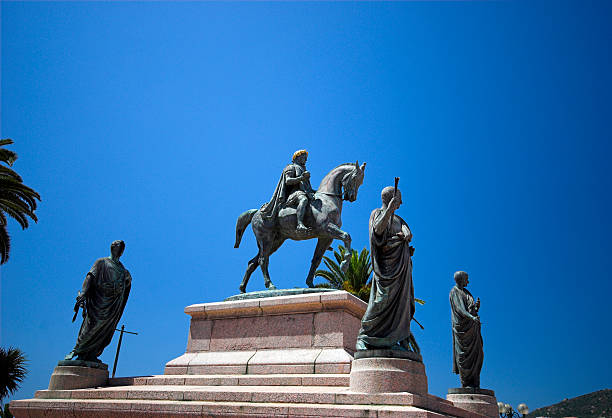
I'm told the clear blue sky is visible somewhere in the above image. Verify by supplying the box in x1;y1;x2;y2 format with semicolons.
1;0;611;411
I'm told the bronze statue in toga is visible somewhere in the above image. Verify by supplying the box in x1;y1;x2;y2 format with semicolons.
64;240;131;363
450;270;484;388
356;184;418;353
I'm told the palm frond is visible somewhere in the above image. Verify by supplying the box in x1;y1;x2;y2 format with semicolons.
0;200;30;229
0;347;28;402
0;139;40;264
321;255;345;280
0;165;22;181
314;269;343;288
0;225;10;264
0;150;17;167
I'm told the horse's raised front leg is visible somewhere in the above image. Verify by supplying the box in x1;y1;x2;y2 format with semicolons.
306;237;333;288
239;254;260;293
326;223;352;273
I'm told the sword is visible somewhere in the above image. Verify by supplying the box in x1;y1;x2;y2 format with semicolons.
412;317;424;330
394;177;399;197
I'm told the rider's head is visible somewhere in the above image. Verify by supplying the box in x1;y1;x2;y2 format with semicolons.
381;186;401;207
292;149;308;164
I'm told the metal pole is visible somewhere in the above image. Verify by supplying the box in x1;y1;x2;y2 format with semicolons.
112;325;125;378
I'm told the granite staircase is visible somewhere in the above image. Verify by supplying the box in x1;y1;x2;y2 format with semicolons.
21;372;480;417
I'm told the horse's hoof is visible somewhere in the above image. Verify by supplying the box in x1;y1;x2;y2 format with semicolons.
239;285;246;293
266;283;277;290
306;280;314;288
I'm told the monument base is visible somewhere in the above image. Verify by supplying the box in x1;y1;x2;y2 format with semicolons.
447;387;498;418
349;351;427;394
48;362;109;390
12;292;488;417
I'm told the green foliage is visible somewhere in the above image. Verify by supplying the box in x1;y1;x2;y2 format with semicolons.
0;347;28;403
315;245;373;302
315;245;427;308
0;139;41;264
0;403;13;418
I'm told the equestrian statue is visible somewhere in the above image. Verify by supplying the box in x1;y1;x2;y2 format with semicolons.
234;149;366;293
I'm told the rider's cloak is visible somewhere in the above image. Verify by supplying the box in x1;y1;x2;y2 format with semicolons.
260;162;313;222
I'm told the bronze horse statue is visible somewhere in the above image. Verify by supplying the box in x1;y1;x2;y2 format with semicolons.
234;161;366;293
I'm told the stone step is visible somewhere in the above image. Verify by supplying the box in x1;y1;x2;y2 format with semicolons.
109;373;350;387
32;385;478;417
11;398;458;417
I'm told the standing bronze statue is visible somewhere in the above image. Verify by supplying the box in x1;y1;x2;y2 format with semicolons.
450;270;484;388
356;183;419;353
235;150;366;292
64;240;132;363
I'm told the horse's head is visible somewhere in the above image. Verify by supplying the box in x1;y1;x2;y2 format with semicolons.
341;161;366;202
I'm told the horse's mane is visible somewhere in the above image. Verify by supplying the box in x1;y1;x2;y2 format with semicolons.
331;162;358;170
318;162;360;192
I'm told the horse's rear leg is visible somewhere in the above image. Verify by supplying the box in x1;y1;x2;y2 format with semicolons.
239;254;260;293
259;255;277;290
306;238;333;288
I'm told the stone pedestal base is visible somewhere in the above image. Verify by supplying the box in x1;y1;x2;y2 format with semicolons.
349;351;427;394
165;290;367;375
48;362;108;390
447;387;498;418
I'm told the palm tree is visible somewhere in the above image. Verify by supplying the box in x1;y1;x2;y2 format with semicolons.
315;245;426;306
315;246;373;302
0;347;28;414
0;139;41;264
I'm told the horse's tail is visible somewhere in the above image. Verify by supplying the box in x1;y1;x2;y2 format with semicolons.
234;209;257;248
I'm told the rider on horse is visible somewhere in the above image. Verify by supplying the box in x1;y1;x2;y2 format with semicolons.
260;149;315;232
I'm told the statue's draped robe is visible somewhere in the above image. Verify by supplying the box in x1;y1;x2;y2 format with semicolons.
357;209;415;348
260;162;313;222
73;257;131;360
450;285;483;387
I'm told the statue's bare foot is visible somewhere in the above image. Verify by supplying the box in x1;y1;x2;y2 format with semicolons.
296;223;308;233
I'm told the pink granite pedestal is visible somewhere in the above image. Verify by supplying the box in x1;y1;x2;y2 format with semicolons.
349;355;427;394
447;388;498;418
47;364;108;390
165;290;367;376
